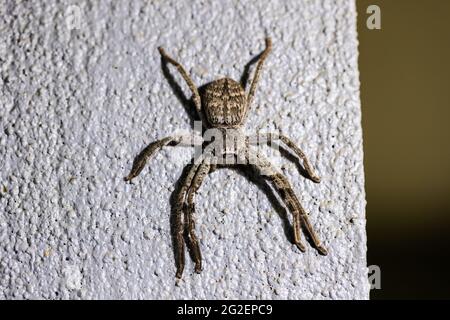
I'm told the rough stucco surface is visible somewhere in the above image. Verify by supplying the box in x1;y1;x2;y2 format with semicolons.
0;0;369;299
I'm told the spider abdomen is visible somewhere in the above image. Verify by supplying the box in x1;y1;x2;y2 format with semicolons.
201;78;247;127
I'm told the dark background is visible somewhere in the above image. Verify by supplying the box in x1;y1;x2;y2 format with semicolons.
357;0;450;299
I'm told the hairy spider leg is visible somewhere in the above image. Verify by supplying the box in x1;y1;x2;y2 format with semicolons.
158;47;205;124
124;134;202;182
248;132;321;183
184;159;212;274
247;38;272;108
245;150;328;255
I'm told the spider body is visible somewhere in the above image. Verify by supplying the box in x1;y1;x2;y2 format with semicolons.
125;38;328;279
202;78;247;128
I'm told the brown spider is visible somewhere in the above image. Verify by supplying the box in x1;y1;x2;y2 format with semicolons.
125;38;328;279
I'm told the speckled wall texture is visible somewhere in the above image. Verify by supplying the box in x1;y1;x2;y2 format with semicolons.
0;0;369;299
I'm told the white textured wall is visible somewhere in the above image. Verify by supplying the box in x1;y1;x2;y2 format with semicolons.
0;0;369;299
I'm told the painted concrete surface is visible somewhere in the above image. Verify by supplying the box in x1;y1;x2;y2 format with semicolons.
0;0;369;299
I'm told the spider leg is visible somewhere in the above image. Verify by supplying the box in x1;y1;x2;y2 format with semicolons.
269;172;327;255
173;161;202;279
158;47;204;123
245;151;327;255
247;38;272;107
184;158;212;274
249;132;321;183
124;134;202;182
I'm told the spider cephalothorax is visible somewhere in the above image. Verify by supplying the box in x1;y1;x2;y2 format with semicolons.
201;78;247;127
125;38;328;279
